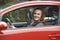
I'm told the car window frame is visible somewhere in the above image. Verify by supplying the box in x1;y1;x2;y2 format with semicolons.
0;1;60;29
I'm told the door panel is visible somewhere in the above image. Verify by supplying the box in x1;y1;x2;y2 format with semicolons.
0;31;60;40
0;26;60;40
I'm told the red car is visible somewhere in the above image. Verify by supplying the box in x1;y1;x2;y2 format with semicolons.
0;1;60;40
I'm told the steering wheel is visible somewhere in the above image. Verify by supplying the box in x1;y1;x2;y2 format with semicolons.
5;18;16;29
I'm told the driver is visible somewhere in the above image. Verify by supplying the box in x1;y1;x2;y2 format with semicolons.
29;7;48;27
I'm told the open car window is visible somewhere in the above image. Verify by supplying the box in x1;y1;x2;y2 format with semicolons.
2;5;59;28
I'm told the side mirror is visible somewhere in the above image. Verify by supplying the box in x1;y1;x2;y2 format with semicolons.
0;22;7;31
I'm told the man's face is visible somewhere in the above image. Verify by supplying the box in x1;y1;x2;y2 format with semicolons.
33;9;42;21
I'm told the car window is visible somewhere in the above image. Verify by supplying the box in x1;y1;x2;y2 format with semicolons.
2;5;59;28
3;8;28;22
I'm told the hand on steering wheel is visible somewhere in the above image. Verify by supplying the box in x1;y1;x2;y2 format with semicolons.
5;18;16;29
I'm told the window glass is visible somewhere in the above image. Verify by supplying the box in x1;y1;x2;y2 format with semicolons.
2;8;29;23
2;5;59;27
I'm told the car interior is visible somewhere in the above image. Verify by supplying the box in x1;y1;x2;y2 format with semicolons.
2;5;59;28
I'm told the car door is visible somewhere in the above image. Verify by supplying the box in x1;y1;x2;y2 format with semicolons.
0;1;60;40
